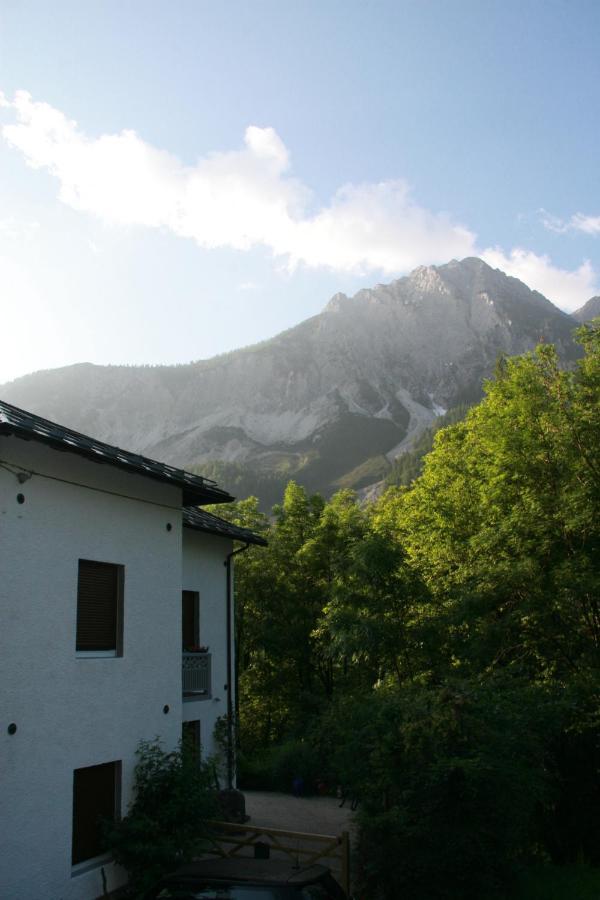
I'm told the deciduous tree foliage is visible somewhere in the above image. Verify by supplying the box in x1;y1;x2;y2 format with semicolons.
393;324;600;681
217;323;600;898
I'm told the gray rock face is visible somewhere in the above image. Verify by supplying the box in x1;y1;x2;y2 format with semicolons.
573;297;600;323
0;257;580;497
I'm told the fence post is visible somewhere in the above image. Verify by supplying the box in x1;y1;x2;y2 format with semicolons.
341;830;350;896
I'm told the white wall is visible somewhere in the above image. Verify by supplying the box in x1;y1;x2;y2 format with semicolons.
0;435;186;900
181;528;233;769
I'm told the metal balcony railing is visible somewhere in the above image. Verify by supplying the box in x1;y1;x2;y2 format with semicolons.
182;652;211;698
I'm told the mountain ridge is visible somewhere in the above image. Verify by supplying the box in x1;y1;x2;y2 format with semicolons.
0;257;584;500
573;296;600;323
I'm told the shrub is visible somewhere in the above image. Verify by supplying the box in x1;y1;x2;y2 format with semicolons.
105;738;218;897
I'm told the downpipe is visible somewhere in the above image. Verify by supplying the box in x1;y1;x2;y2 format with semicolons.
224;543;250;790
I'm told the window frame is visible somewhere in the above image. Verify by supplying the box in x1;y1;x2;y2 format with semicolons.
75;559;124;658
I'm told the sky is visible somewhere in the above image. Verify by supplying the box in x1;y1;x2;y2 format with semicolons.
1;0;599;384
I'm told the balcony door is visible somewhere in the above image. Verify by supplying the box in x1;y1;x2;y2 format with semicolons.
182;590;199;650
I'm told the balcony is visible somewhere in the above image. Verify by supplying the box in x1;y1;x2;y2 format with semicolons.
182;652;211;699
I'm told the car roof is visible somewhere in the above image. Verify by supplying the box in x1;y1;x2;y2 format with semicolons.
160;858;331;886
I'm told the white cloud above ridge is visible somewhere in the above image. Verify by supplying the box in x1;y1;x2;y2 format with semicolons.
541;209;600;236
2;90;598;311
481;247;596;312
0;90;475;273
0;215;40;241
570;214;600;235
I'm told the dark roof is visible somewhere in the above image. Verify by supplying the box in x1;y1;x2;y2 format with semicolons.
0;399;233;506
183;506;267;546
158;858;331;886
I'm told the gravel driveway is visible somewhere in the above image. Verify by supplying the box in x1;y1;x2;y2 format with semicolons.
243;790;356;838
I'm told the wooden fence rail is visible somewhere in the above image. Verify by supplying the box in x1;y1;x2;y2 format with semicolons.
202;820;350;896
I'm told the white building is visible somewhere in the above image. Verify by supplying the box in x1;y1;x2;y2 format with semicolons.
0;400;265;900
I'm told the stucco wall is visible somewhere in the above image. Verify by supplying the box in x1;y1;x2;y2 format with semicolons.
181;528;233;768
0;435;187;900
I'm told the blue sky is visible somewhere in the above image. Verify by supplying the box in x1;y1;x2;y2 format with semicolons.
1;0;599;383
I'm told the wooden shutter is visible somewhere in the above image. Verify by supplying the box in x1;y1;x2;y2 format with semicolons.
182;590;199;648
182;720;201;761
72;761;120;864
76;560;121;652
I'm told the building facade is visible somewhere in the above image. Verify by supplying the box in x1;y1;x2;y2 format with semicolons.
0;401;265;900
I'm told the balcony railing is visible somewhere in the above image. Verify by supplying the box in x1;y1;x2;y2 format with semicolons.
182;652;211;699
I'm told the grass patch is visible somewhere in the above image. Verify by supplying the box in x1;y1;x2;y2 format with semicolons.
333;454;390;491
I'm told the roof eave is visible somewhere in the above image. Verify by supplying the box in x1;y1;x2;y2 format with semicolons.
183;519;267;546
182;485;235;505
0;420;234;505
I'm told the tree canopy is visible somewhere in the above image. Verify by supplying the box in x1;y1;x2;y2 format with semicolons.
216;322;600;899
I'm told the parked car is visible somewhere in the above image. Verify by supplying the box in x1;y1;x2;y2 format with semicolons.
144;857;348;899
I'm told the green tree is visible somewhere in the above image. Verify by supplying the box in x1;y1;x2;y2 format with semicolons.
218;329;600;885
315;491;429;686
391;325;600;680
229;483;330;753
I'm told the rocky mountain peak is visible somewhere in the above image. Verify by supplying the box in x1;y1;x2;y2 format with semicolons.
324;291;349;313
409;264;450;294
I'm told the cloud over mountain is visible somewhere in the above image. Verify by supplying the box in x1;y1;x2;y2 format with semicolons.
481;247;597;313
1;90;597;310
1;90;473;273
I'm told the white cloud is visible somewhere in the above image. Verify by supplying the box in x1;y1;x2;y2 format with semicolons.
541;209;600;236
0;216;39;241
481;247;597;312
1;91;474;274
569;213;600;236
540;210;569;234
2;91;597;311
288;180;475;272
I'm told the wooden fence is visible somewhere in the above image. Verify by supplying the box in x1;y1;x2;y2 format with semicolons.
203;820;351;896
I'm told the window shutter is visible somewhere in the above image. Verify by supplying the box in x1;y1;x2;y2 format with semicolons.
182;590;199;648
182;720;201;761
76;560;119;652
72;761;120;864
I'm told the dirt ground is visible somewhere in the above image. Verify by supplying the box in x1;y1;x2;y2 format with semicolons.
241;790;358;892
243;790;356;838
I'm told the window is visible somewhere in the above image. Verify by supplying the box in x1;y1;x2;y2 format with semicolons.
76;560;123;656
72;761;121;865
182;590;200;649
182;720;201;761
